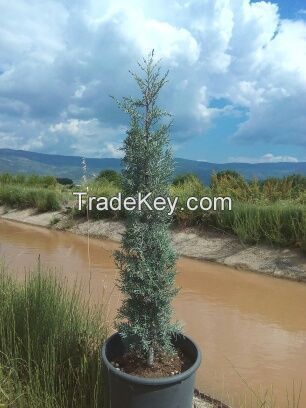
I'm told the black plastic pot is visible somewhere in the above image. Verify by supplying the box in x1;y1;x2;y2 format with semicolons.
101;332;201;408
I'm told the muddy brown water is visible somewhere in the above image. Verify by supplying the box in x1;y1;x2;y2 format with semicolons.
0;219;306;407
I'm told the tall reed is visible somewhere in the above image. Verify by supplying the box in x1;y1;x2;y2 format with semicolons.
0;184;62;211
0;262;108;407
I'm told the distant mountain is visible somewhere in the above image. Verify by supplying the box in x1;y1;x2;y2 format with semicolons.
1;148;306;184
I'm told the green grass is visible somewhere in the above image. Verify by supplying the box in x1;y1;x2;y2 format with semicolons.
169;174;306;252
209;174;306;251
1;170;305;252
72;173;306;253
0;262;108;407
0;184;63;211
0;173;58;188
0;172;70;211
74;180;122;220
212;202;306;249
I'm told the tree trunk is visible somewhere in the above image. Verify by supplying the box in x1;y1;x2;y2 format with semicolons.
147;347;154;366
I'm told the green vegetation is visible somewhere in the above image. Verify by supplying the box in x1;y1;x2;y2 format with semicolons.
172;173;203;186
95;170;122;187
1;169;305;252
0;173;58;187
209;172;306;251
180;172;306;252
56;177;74;186
0;173;66;211
2;148;306;184
0;185;62;211
0;262;107;407
78;169;306;253
112;51;179;365
75;179;121;220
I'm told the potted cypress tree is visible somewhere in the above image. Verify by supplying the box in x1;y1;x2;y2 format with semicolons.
101;51;201;408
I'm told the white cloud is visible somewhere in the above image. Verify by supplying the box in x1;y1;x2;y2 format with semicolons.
121;11;200;65
0;0;306;157
24;118;126;157
228;153;299;163
74;85;86;99
100;143;123;158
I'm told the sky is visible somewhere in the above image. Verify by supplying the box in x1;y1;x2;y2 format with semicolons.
0;0;306;163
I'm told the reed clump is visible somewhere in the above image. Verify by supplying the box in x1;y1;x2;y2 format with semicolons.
0;263;107;407
209;173;306;251
0;173;66;211
0;184;62;211
0;173;58;188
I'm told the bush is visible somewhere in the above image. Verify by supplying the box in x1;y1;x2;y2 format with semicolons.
213;170;244;182
211;171;255;202
56;177;74;186
260;177;294;202
74;180;121;220
287;174;306;193
172;173;203;186
95;170;122;187
171;175;208;225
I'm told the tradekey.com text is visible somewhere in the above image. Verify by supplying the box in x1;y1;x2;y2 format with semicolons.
73;192;232;216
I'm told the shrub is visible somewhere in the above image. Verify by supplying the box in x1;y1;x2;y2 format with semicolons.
172;173;203;186
95;170;122;187
56;177;74;186
211;171;253;202
171;175;208;225
75;180;121;220
213;170;244;182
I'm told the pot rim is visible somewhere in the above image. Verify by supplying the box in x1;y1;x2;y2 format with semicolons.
101;332;202;386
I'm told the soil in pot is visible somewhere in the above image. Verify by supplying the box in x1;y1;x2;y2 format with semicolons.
111;348;193;378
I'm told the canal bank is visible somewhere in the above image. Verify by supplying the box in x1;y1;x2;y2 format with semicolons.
1;205;306;282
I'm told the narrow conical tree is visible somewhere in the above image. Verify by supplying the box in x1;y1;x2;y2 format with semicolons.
114;51;179;366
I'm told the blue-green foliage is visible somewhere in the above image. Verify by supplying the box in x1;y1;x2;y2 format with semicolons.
114;52;179;363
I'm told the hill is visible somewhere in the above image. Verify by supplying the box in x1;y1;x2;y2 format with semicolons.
1;148;306;184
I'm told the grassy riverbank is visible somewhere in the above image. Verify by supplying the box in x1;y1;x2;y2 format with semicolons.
0;174;66;211
77;172;306;253
1;171;305;252
0;262;107;407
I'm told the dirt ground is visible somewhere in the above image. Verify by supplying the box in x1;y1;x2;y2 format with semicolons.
193;397;214;407
1;205;306;282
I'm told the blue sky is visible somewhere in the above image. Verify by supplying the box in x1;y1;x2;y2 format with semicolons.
0;0;305;163
275;0;306;19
